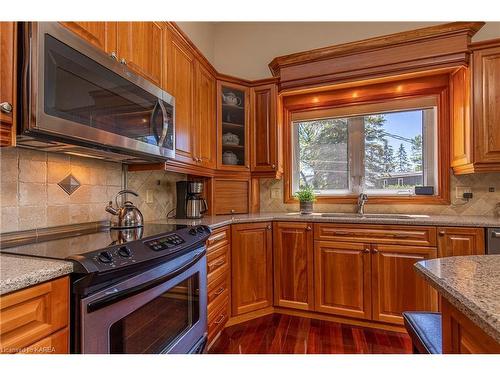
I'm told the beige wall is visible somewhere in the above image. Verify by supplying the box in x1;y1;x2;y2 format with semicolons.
178;22;500;80
176;21;216;64
0;148;184;233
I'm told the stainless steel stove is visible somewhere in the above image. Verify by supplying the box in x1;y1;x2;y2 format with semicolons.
1;223;211;354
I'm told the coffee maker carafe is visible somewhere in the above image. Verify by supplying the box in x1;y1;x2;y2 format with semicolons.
176;181;208;219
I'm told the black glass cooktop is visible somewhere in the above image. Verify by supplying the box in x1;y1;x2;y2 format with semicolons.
0;224;187;260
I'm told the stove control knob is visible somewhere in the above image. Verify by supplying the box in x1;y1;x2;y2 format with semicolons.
196;226;204;233
189;228;198;236
98;251;113;264
118;246;132;258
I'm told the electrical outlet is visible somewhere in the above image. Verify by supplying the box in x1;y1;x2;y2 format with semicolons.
456;186;472;199
270;188;281;199
146;189;154;204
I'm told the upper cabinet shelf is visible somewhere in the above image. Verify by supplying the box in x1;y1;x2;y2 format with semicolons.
218;82;250;170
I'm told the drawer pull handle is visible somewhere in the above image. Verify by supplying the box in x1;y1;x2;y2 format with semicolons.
208;232;227;245
214;314;226;324
334;231;350;236
214;287;225;295
438;231;446;236
210;260;225;268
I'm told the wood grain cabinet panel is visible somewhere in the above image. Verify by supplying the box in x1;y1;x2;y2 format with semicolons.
273;222;314;311
213;179;249;215
0;277;69;354
165;29;196;164
20;328;69;355
251;83;280;175
442;298;500;353
437;227;485;257
231;222;273;316
59;22;115;53
0;22;16;147
116;22;163;87
314;241;372;319
371;245;438;325
194;61;216;168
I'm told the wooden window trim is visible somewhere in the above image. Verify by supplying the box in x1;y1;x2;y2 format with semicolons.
282;74;451;205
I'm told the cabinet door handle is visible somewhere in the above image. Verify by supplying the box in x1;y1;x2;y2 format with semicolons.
0;102;13;114
110;51;118;60
271;164;276;169
438;231;446;236
230;209;235;214
372;248;379;254
363;248;370;253
266;225;272;231
306;226;312;231
120;58;127;65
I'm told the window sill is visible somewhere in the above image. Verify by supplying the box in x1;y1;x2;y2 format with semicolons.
285;195;450;205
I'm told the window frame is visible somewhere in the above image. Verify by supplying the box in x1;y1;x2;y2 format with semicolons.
281;74;451;205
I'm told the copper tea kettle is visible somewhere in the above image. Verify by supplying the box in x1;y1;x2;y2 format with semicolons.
105;190;144;228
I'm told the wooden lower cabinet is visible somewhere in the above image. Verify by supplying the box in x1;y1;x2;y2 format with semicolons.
206;226;231;347
314;241;372;319
442;298;500;353
0;277;69;354
371;244;438;325
437;227;485;257
231;222;273;316
273;222;314;311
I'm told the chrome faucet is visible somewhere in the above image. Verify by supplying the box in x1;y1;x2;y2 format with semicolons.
357;193;368;215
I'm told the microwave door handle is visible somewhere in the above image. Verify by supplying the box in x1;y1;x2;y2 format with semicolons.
150;100;161;143
158;99;169;147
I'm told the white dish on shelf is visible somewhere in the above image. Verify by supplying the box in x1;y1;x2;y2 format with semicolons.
222;151;239;165
222;132;240;146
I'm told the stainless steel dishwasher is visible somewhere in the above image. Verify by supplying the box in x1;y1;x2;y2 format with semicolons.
486;228;500;254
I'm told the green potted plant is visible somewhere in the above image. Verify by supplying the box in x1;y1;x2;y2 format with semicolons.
295;185;316;215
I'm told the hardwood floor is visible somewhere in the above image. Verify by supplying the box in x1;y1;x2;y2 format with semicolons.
208;314;412;354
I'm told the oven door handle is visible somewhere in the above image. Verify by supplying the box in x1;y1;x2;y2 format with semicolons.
86;249;205;313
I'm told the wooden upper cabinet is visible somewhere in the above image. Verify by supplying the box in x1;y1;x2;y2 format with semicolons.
59;22;115;54
116;22;163;87
0;22;16;147
314;241;372;319
452;41;500;174
437;227;485;257
217;81;250;171
472;43;500;166
250;83;281;176
231;222;273;316
273;222;314;311
371;244;438;325
165;29;196;164
194;62;216;168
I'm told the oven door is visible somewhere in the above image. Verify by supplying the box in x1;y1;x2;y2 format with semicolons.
79;249;207;354
23;22;175;160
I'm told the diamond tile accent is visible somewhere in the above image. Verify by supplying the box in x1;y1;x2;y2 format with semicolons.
57;174;81;195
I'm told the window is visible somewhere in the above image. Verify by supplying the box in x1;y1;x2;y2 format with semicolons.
291;97;438;197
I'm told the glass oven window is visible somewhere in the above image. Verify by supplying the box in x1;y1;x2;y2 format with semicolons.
43;34;173;149
109;274;200;354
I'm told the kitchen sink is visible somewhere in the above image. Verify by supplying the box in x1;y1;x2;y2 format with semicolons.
320;213;429;219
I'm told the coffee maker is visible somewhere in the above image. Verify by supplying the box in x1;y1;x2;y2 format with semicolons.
175;181;208;219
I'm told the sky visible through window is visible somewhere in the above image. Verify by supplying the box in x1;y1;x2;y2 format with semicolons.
382;111;422;156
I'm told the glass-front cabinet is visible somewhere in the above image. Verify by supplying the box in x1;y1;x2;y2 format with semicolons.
217;81;250;170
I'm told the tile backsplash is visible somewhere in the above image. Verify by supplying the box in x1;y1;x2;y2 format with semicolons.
260;173;500;216
0;147;184;233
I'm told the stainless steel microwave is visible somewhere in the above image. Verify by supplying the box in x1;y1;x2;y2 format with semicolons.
17;22;175;163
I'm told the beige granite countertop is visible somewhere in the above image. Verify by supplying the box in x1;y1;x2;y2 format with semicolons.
152;212;500;229
415;255;500;344
0;254;73;296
